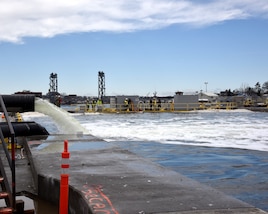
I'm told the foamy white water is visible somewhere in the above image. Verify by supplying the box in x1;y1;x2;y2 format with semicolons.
74;110;268;152
21;105;268;151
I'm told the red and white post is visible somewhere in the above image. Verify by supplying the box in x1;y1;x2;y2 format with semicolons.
59;140;70;214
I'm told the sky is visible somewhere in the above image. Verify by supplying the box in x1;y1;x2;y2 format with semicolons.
0;0;268;97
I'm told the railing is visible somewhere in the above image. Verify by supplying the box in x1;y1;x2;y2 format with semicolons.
0;95;16;210
71;102;238;113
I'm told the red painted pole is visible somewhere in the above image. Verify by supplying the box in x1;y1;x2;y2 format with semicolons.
60;140;70;214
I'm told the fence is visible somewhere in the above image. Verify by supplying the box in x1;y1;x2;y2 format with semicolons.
73;102;238;113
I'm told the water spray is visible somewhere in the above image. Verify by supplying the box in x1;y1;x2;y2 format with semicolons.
35;98;89;135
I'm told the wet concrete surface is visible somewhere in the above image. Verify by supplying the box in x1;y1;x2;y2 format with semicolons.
23;134;267;214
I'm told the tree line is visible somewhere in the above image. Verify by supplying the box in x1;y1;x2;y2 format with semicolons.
222;81;268;97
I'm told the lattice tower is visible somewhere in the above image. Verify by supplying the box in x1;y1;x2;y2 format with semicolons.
98;71;105;101
49;73;58;93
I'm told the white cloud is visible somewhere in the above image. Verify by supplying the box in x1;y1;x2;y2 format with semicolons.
0;0;267;43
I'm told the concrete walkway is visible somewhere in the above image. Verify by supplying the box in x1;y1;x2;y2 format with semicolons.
24;134;267;214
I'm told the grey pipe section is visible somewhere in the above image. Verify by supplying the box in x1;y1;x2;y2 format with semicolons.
0;122;49;137
0;95;35;112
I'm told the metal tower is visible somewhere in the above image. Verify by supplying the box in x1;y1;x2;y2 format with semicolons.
49;73;58;93
98;71;105;101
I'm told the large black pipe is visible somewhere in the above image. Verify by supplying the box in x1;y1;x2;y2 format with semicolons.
0;95;35;112
0;122;49;137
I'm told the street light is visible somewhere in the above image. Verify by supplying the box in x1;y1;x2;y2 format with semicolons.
204;82;208;92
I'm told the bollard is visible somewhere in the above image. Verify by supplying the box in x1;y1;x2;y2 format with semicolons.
59;140;70;214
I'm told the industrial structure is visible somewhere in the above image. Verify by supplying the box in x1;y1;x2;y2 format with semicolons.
47;73;61;107
98;71;105;102
49;73;58;94
17;71;266;112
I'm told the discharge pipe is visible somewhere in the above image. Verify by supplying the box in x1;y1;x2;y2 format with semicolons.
0;122;49;137
0;95;35;112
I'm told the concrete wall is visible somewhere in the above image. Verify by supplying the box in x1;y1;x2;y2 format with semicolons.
38;176;92;214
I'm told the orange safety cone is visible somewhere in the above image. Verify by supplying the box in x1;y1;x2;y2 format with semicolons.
59;140;70;214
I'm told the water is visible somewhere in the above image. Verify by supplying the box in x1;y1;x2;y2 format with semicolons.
74;110;268;152
34;98;89;135
22;105;268;211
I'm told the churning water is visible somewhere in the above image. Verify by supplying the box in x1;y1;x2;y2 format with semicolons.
74;110;268;152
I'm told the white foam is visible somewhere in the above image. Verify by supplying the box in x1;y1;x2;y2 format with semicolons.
78;111;268;152
22;107;268;152
196;109;252;113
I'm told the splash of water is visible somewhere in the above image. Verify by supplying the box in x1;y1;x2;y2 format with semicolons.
35;98;89;135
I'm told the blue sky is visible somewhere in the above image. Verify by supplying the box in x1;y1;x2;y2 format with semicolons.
0;0;268;96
